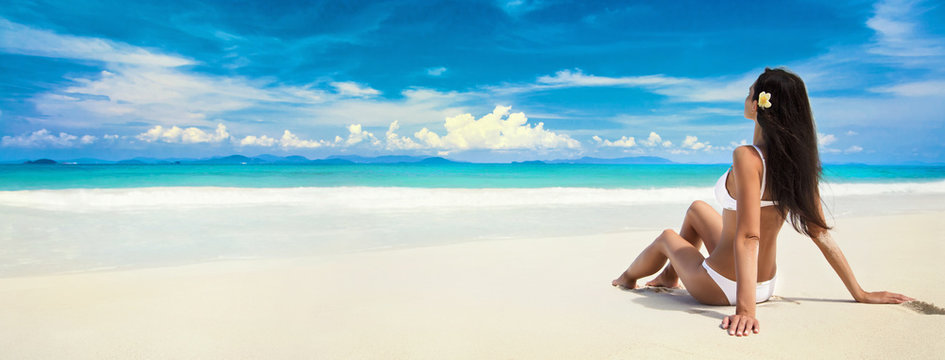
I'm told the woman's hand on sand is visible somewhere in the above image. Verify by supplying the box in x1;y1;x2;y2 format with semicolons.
721;314;759;337
857;290;915;304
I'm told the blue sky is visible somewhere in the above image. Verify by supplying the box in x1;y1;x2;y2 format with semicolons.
1;0;943;163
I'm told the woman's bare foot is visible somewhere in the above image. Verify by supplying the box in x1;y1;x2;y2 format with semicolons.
644;271;681;288
645;266;681;288
612;272;638;289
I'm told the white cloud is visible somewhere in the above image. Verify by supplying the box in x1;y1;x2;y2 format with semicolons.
426;67;447;76
239;135;276;147
822;144;864;155
869;80;945;96
1;129;82;147
537;69;688;88
413;105;580;150
414;127;444;148
79;135;97;145
331;81;381;97
592;135;636;148
343;124;380;146
136;123;230;144
279;130;328;149
2;19;338;131
8;20;473;140
818;133;862;155
0;18;194;67
846;130;858;136
680;135;710;151
86;68;318;119
238;130;338;149
597;133;717;154
385;120;424;150
511;68;756;103
29;65;330;131
866;0;945;58
784;0;945;100
639;132;672;147
653;72;757;103
499;0;547;15
818;133;837;146
728;139;750;150
236;124;383;149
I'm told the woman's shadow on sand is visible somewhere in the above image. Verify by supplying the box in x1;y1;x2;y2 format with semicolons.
616;285;944;317
615;285;841;320
623;286;945;316
618;286;728;320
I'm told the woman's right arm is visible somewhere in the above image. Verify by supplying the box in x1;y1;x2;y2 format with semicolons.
809;193;914;303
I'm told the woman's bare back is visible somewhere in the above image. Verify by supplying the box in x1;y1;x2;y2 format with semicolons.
707;207;783;282
706;162;784;282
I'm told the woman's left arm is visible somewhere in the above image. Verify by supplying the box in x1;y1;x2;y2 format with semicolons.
811;231;913;303
722;146;764;336
807;192;914;304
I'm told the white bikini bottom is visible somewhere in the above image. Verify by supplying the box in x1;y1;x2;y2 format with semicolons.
702;260;776;305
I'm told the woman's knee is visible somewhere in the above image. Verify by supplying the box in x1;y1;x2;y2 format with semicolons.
688;200;710;214
653;229;677;251
686;200;720;226
659;228;679;240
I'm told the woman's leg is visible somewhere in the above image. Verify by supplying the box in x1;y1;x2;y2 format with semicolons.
646;200;722;287
612;228;728;305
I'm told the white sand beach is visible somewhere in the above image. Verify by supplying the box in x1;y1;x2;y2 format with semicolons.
0;190;943;359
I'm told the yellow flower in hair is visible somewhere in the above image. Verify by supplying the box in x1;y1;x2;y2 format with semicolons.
758;91;772;109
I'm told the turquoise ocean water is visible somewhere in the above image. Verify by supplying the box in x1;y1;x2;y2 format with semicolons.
1;163;944;190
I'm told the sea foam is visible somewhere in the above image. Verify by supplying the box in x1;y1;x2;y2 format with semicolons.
0;186;714;212
1;180;943;212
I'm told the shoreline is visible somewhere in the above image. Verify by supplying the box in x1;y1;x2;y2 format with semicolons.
2;189;944;279
1;211;942;358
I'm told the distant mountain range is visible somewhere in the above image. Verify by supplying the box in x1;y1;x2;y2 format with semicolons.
4;154;683;165
4;154;466;165
6;155;944;166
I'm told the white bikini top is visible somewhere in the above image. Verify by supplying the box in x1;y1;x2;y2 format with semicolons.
714;145;777;211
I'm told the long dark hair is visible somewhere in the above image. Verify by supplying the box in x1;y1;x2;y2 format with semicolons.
752;67;830;237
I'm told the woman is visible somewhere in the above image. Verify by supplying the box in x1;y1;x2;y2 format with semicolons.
610;68;914;337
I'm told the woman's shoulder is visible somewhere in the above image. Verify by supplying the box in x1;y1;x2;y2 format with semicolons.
731;145;764;172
